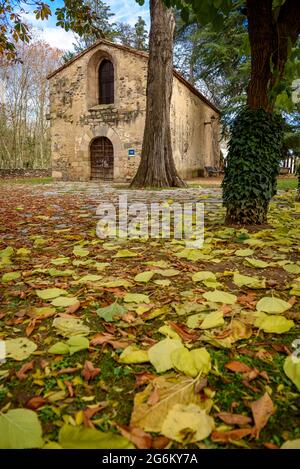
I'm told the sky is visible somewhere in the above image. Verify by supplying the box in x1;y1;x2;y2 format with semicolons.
21;0;150;50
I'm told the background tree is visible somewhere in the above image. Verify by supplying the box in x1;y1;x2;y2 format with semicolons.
0;38;61;169
134;16;148;51
72;0;114;52
130;0;185;188
174;7;250;124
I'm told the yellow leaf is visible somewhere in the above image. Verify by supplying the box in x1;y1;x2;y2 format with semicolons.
148;338;184;373
119;345;149;364
200;311;224;329
161;404;214;443
256;296;292;314
203;290;237;304
254;314;294;333
283;355;300;391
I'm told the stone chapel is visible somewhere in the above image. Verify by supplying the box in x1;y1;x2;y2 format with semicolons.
47;39;220;181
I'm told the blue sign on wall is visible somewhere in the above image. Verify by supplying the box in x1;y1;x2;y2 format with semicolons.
128;149;135;156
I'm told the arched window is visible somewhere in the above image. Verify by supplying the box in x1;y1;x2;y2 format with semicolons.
99;60;114;104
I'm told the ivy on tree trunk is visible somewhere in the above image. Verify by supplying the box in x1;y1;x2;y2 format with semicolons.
223;0;300;225
130;0;186;188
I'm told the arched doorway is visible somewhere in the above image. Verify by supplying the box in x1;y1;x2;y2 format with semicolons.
90;137;114;180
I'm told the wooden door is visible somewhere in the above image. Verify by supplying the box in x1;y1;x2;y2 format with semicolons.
90;137;114;180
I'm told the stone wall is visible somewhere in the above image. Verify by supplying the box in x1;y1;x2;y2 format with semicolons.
48;41;220;181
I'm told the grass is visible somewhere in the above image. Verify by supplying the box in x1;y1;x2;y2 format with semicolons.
276;177;298;190
0;177;52;185
0;176;297;191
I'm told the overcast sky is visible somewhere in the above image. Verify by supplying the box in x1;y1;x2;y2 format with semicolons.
21;0;150;50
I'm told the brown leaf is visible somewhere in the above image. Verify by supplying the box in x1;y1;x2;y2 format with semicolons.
25;396;48;410
219;304;233;315
117;425;153;449
83;402;108;428
64;380;74;397
152;436;171;449
255;349;274;362
288;296;297;306
225;361;252;373
271;343;291;355
216;412;252;427
259;370;270;382
168;321;199;342
242;368;260;382
250;393;275;439
135;371;157;387
16;360;35;380
238;292;257;308
26;318;37;336
263;442;279;449
57;367;80;375
211;428;252;442
82;360;101;381
194;377;208;394
66;300;81;314
90;333;131;349
147;386;160;406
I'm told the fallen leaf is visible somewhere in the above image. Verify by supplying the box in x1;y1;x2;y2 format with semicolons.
211;428;252;442
58;425;133;449
119;345;149;364
216;412;252;427
250;393;275;439
225;361;252;373
118;425;153;449
124;293;150;304
52;317;90;337
168;321;199;341
16;360;35;380
254;313;294;333
5;338;37;361
283;355;300;391
161;403;215;443
256;297;292;314
203;290;237;304
25;397;48;410
130;375;209;432
96;303;127;322
82;361;101;381
281;439;300;449
0;409;43;449
36;288;68;300
148;338;184;373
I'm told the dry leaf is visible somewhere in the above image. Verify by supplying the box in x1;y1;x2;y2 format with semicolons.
250;393;275;438
216;412;252;427
16;360;35;380
168;321;199;342
211;428;252;442
117;425;153;449
82;361;101;381
25;397;48;410
130;375;207;433
225;361;252;373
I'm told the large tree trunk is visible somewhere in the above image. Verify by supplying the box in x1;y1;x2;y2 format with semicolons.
223;0;300;225
247;0;300;112
130;0;186;188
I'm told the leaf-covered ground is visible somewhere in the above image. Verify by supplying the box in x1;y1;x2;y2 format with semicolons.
0;181;299;449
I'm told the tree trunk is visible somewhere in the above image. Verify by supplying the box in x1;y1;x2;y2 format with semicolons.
246;0;300;112
223;0;300;225
130;0;186;188
246;0;274;111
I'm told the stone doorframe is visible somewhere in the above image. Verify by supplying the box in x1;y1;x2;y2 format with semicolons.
76;126;123;181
